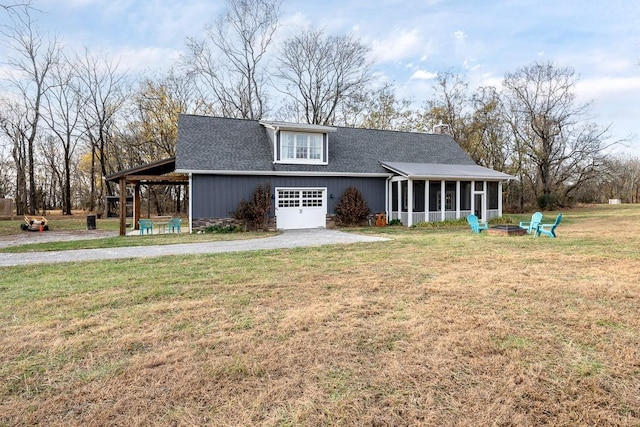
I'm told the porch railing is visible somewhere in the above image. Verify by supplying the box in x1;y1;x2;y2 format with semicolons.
389;209;500;225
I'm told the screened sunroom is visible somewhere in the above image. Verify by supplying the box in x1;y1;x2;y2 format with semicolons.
382;162;514;227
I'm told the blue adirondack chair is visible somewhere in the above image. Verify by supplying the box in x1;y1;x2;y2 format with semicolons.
535;213;562;238
466;214;489;233
519;211;543;234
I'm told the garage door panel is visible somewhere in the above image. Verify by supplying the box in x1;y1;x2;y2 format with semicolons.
276;187;326;230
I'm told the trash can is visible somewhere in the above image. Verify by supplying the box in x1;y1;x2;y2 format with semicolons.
87;214;97;230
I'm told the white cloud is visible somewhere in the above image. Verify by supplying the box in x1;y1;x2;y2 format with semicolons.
410;70;438;80
576;76;640;103
453;30;466;42
369;28;426;63
111;46;182;74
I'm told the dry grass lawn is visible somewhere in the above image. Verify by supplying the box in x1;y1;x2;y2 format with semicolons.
1;205;639;426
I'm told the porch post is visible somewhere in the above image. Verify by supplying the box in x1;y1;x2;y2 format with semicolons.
440;180;445;221
498;181;503;217
408;178;413;227
387;179;392;222
424;179;429;222
397;180;402;223
483;181;488;220
470;180;475;216
456;180;461;219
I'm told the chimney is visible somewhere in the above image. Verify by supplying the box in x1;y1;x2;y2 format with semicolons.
432;121;451;135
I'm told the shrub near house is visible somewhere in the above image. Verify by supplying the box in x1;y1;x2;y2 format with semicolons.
335;187;371;226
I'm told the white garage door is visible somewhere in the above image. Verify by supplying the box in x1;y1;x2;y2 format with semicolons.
275;187;327;230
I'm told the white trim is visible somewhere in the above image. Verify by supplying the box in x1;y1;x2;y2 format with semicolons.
409;175;512;181
440;180;445;221
396;180;401;224
455;180;460;219
275;160;329;165
385;176;391;222
176;169;392;178
498;181;503;217
188;173;193;234
276;131;326;165
483;181;487;220
260;121;337;133
408;178;413;227
470;180;475;215
177;168;512;182
383;164;408;177
424;179;429;222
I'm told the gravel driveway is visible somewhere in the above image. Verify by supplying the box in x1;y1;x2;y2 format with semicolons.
0;229;388;267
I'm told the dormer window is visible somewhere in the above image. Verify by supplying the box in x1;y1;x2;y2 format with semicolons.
281;132;324;162
260;121;336;165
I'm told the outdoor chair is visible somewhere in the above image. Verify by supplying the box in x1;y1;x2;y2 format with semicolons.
519;211;543;234
535;213;562;238
466;214;489;233
168;217;182;233
138;219;153;235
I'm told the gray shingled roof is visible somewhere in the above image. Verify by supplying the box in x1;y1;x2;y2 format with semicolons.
382;162;514;180
176;114;484;175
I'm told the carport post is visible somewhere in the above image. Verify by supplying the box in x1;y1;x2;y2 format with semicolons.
134;182;141;230
119;178;127;236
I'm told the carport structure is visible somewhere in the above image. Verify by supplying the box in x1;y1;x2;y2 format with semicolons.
105;157;188;236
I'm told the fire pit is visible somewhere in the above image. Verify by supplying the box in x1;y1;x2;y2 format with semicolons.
486;225;527;236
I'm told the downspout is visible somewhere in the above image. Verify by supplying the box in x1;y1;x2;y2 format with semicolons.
188;173;193;234
385;175;392;223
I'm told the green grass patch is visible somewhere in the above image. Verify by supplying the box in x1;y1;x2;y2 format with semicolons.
1;204;640;426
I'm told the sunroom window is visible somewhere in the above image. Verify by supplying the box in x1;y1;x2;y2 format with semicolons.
279;131;325;164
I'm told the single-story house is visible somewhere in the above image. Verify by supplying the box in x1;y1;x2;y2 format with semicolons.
175;114;514;231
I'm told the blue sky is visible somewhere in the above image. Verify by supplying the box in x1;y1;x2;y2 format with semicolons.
3;0;640;154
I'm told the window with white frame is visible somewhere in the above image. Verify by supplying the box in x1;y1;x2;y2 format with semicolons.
279;131;325;164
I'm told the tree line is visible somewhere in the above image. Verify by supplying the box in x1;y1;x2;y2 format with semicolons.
1;0;638;217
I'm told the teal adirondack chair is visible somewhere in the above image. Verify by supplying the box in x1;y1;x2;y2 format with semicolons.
466;214;489;233
168;217;182;233
519;211;543;234
138;219;153;235
535;213;562;238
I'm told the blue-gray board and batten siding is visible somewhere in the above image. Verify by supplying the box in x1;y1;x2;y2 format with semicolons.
191;174;387;219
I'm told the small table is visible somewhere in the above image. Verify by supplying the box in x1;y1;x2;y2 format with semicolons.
151;216;172;234
486;225;527;236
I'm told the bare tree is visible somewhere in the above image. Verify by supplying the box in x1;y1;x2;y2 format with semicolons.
1;1;32;12
183;0;280;119
502;61;615;208
601;155;640;203
129;69;206;160
0;99;28;213
354;83;416;131
75;50;128;212
418;71;470;139
1;4;59;214
0;148;14;199
469;86;510;170
41;58;85;215
275;29;372;125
